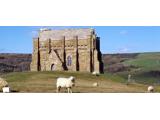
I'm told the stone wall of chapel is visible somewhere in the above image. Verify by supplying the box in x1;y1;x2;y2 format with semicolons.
31;30;103;73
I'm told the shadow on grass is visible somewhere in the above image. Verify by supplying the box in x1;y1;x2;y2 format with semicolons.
11;90;19;93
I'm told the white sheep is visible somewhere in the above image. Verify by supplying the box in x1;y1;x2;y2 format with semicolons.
92;82;99;87
56;76;75;93
92;71;100;76
148;86;154;93
2;86;10;93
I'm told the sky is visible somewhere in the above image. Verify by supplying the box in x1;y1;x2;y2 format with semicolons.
0;26;160;54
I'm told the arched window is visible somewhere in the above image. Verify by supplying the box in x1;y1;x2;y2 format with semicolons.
67;56;72;66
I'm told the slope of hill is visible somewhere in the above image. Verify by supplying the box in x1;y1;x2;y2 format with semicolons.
0;53;31;74
103;52;160;85
2;71;147;93
103;53;139;73
123;52;160;71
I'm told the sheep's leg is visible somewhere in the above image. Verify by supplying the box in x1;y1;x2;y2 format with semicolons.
67;88;72;93
67;88;70;93
57;86;61;93
66;87;68;93
70;89;72;93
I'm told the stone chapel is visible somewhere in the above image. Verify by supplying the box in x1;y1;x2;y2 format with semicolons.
30;28;103;73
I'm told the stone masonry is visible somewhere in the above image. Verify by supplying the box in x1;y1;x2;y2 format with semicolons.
30;28;103;73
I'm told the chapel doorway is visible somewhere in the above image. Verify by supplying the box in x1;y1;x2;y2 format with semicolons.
51;64;56;71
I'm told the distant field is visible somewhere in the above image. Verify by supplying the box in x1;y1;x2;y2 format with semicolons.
0;71;150;93
103;52;160;85
124;52;160;71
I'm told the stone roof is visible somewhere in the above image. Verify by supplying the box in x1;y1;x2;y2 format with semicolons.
38;28;95;41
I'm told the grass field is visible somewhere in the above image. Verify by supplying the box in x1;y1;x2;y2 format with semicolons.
124;52;160;71
108;52;160;85
0;71;152;93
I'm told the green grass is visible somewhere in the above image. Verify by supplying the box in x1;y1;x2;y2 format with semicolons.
1;71;149;93
124;52;160;71
104;73;126;83
118;52;160;85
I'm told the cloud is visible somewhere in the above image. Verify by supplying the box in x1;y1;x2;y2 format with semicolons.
118;47;130;53
120;30;128;35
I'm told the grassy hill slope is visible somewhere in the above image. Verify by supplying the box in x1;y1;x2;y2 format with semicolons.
103;52;160;85
1;71;148;93
123;52;160;71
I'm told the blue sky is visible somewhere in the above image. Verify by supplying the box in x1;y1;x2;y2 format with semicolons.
0;26;160;54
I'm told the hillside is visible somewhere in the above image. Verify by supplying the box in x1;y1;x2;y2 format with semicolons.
0;53;31;74
103;52;160;85
2;71;147;93
103;53;139;73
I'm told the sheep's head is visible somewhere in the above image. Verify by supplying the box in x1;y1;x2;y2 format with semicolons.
69;76;75;86
92;71;100;76
148;86;154;92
